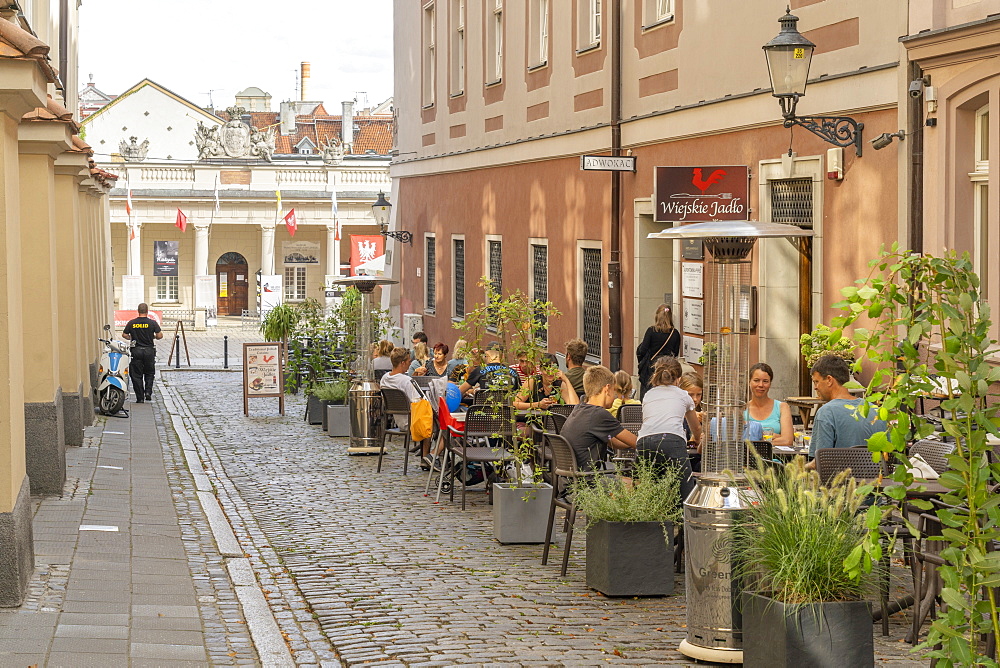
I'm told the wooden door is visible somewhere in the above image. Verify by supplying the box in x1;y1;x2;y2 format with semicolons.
216;253;249;316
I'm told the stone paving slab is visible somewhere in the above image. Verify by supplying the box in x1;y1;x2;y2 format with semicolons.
162;369;931;666
0;398;260;665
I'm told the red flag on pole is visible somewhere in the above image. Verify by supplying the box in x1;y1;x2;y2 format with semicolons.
175;208;187;232
283;208;297;237
126;187;133;216
129;224;135;241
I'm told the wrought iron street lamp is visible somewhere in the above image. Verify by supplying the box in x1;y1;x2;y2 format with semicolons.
371;191;412;244
763;9;864;156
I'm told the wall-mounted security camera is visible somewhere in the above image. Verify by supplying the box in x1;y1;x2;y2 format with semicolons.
909;80;925;98
871;130;906;150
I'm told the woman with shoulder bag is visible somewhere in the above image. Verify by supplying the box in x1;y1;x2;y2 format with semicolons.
635;304;680;399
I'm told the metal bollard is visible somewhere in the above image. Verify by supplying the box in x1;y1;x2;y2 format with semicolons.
175;336;181;369
224;336;229;369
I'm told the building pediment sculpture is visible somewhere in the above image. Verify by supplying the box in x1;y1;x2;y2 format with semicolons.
321;136;344;165
119;136;149;162
195;106;275;162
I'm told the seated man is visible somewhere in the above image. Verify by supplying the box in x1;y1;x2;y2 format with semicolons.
807;355;888;465
564;338;588;398
559;365;637;471
458;342;521;398
379;347;433;469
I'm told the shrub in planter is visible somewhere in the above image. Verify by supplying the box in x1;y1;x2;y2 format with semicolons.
307;380;349;430
573;459;683;596
733;458;876;667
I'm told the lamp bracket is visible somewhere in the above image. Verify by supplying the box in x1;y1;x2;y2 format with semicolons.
778;94;864;156
381;230;414;244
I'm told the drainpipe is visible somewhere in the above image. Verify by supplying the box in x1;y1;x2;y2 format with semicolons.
58;0;68;95
608;0;623;372
908;63;924;255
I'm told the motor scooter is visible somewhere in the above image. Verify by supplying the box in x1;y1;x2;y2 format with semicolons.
96;324;132;415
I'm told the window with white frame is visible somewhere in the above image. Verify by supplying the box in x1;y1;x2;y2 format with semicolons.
643;0;674;28
972;104;990;298
450;0;465;96
453;237;465;319
284;266;306;301
528;0;549;68
156;276;178;302
425;235;436;314
486;0;503;83
578;0;601;50
422;2;436;106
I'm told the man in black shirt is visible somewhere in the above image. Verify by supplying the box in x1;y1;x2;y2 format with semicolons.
122;303;163;403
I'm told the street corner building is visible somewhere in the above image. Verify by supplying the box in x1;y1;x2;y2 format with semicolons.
0;3;117;605
391;0;999;399
81;67;394;321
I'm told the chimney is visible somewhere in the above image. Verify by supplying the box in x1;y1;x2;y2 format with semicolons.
300;62;311;101
280;100;296;135
341;100;354;153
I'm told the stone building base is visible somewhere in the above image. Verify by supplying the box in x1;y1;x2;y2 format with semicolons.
24;392;66;496
62;388;82;447
0;477;34;607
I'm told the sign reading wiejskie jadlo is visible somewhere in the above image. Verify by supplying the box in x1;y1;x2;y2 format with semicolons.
153;240;179;276
580;155;637;172
653;166;750;224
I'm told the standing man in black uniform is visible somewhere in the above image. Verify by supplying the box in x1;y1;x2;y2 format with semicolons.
122;303;163;403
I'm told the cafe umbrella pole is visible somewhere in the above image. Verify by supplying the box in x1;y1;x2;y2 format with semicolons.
647;221;813;664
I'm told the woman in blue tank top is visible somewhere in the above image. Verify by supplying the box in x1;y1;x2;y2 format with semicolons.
744;362;793;446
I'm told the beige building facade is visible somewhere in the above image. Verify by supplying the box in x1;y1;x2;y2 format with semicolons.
0;5;115;606
392;0;907;399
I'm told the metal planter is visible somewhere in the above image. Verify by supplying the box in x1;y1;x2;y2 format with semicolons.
741;592;873;668
586;520;674;596
492;482;553;544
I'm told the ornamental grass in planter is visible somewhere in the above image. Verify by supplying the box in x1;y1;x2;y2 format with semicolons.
733;458;877;668
573;459;683;596
308;380;349;433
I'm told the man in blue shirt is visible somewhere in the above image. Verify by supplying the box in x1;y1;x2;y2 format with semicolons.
807;355;887;462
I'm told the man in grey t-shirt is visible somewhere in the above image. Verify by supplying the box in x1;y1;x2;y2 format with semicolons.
807;355;887;460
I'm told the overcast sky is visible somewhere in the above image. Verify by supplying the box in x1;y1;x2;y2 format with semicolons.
78;0;394;112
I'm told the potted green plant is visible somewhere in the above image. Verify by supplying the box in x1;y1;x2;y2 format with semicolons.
454;278;561;544
733;458;876;667
308;379;350;436
572;459;682;596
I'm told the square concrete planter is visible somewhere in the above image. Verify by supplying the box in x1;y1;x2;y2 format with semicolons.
326;404;351;438
741;592;873;667
306;395;324;425
493;482;554;544
586;520;675;596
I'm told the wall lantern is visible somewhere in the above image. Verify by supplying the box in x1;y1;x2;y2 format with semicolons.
371;191;412;244
763;9;864;156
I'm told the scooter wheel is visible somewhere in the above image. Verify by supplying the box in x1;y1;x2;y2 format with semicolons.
100;387;125;415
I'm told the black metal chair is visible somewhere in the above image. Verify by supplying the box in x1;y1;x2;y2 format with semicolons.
909;439;953;475
541;431;609;576
472;388;509;406
814;445;887;485
617;404;643;435
444;405;516;510
548;404;576;418
378;388;419;474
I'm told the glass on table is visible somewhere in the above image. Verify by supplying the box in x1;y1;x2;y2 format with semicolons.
762;427;775;442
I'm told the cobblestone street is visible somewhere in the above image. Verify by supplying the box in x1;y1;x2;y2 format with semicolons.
160;369;925;667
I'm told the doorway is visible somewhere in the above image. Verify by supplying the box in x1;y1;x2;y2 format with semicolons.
216;252;249;316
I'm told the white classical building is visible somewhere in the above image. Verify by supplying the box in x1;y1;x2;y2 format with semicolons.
82;78;393;317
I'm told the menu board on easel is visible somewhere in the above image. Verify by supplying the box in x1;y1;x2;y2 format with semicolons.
243;342;285;416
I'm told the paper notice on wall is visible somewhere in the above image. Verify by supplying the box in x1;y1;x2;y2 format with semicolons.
121;275;144;310
195;275;216;309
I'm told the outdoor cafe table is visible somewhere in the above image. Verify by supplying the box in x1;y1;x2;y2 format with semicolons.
784;396;826;430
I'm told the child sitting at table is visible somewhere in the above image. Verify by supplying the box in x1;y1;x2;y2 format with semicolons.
609;370;641;418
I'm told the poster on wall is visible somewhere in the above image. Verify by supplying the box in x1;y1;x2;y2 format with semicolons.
282;241;320;264
260;274;283;313
349;235;384;276
682;262;704;298
153;241;179;276
653;166;750;224
121;275;144;310
195;275;216;309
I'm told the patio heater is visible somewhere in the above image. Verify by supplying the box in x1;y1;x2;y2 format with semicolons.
648;220;813;664
329;275;398;454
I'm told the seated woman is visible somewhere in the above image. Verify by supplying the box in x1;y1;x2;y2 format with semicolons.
408;342;431;376
636;357;702;501
678;371;704;473
744;362;793;446
419;342;457;378
512;353;579;411
372;340;394;375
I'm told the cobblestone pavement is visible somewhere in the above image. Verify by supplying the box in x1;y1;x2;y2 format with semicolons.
162;370;927;667
0;402;258;667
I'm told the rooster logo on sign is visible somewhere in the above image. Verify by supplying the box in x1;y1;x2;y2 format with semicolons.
692;168;727;193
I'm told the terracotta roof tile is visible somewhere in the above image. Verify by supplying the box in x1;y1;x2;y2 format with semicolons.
0;18;56;83
22;95;79;132
71;135;93;155
223;109;392;156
